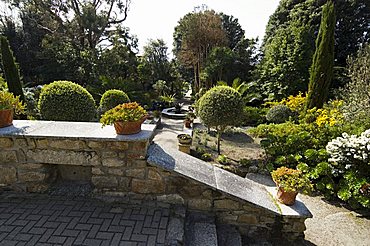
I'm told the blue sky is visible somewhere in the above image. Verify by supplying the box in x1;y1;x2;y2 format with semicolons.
124;0;280;55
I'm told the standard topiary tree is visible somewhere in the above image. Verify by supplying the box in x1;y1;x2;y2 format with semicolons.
38;81;96;122
306;1;335;109
198;86;244;154
0;36;25;102
99;89;130;114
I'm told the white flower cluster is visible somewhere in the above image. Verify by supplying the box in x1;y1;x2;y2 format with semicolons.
326;129;370;168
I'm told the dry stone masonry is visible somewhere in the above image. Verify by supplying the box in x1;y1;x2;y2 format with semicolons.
0;120;312;243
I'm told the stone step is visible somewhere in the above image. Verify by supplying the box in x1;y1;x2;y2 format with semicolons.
185;212;218;246
216;224;242;246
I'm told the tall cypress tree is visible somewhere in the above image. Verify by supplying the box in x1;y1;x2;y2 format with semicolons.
0;36;25;102
306;1;335;109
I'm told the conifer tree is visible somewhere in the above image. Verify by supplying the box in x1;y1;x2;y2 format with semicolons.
0;36;25;102
306;1;335;109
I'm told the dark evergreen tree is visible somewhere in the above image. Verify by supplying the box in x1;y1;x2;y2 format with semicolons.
306;1;335;109
0;36;25;102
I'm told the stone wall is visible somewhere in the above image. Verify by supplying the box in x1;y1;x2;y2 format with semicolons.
0;121;310;242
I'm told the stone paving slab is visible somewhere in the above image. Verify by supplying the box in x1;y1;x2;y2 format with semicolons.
0;193;172;246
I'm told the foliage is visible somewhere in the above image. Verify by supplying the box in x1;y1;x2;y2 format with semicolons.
306;1;335;109
99;89;130;114
0;77;7;90
23;86;42;119
340;43;370;122
0;90;25;114
242;106;268;126
173;10;227;92
201;153;212;162
139;39;172;90
152;80;168;96
38;81;96;122
0;36;25;102
177;134;192;141
159;93;176;107
2;1;136;85
217;154;230;165
326;130;370;208
198;86;244;154
259;0;370;101
271;167;312;193
266;105;294;124
100;102;147;127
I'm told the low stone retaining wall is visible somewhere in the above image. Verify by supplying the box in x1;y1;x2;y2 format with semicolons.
0;120;311;242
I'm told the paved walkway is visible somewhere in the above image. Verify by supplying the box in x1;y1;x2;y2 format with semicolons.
0;193;171;246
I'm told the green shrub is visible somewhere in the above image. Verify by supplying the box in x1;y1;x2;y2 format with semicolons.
198;86;244;153
242;106;268;126
38;81;96;122
99;89;130;113
217;154;230;165
266;105;294;123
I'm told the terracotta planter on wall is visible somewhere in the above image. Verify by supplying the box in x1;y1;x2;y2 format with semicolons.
0;109;13;128
113;117;146;135
276;187;298;205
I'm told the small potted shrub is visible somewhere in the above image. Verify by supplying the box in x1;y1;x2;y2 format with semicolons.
177;134;192;145
271;166;312;205
100;102;147;135
0;91;25;128
184;112;196;128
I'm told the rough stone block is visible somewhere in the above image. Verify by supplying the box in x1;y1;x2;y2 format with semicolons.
127;152;146;160
118;177;130;190
18;163;45;170
35;139;48;148
92;176;118;188
126;169;145;178
92;167;104;175
14;138;35;149
102;158;125;167
127;160;147;168
26;149;99;166
188;199;212;210
106;141;128;150
237;214;258;224
0;151;18;163
101;151;118;158
49;139;86;150
157;194;184;205
129;141;147;151
131;179;165;194
87;141;106;149
292;222;306;232
148;169;162;181
214;199;240;210
18;171;46;182
0;167;17;184
0;138;13;148
107;168;124;176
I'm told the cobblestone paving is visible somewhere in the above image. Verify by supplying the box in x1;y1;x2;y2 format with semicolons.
0;193;171;246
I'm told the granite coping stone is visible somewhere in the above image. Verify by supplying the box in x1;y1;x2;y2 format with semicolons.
147;143;313;218
0;120;156;142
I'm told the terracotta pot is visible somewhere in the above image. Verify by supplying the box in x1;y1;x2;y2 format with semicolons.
276;187;298;205
184;120;192;128
0;109;14;128
113;117;146;135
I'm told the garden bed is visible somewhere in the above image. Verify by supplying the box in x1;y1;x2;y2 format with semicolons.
190;125;267;177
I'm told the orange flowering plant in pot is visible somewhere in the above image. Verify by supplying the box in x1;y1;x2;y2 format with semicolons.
0;90;25;128
100;102;147;135
271;166;313;205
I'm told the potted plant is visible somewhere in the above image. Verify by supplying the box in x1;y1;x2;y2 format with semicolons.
184;111;196;128
177;134;192;145
0;91;25;128
271;166;312;205
100;102;147;135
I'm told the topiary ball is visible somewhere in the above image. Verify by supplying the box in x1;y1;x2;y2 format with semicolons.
266;104;293;124
99;89;130;113
38;81;96;122
198;86;244;129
